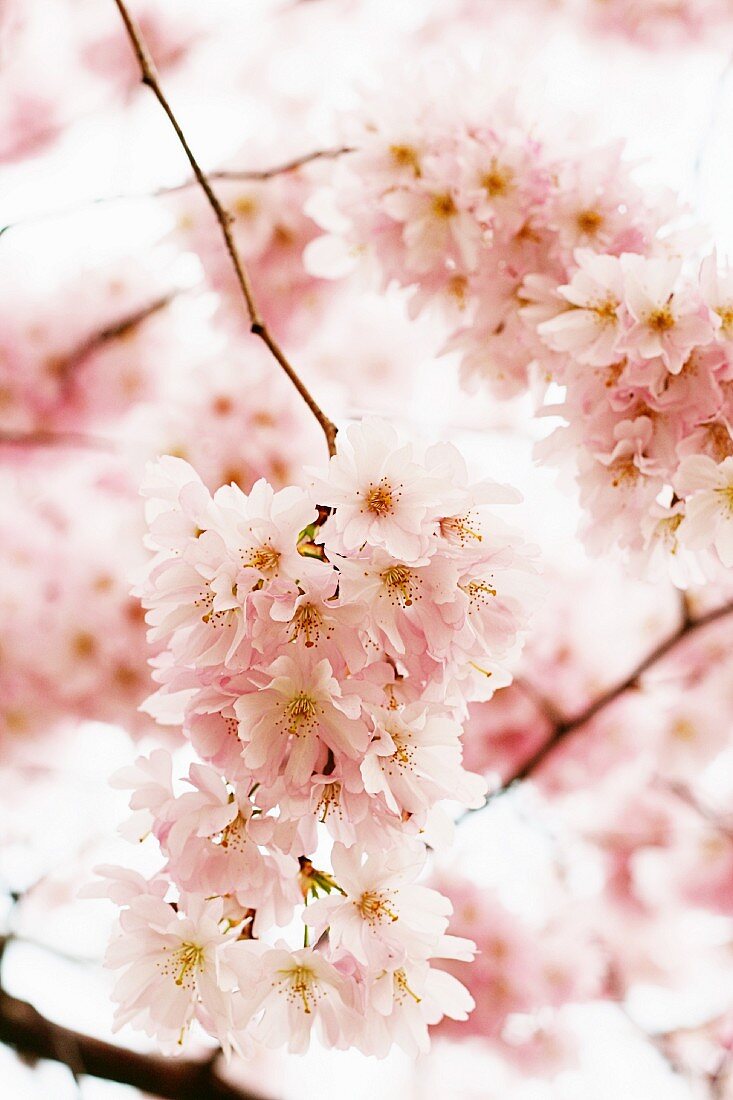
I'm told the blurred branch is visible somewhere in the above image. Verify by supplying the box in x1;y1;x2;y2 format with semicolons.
463;598;733;816
112;0;338;457
0;429;113;450
0;938;269;1100
662;779;733;841
0;292;173;453
60;292;175;379
0;147;352;238
710;1050;733;1099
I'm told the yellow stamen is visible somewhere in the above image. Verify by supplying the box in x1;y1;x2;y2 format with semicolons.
363;479;395;517
576;208;604;236
381;564;419;607
646;306;675;333
357;890;399;925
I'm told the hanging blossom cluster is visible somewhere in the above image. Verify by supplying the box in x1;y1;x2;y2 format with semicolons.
570;0;733;44
306;109;733;583
96;417;538;1055
446;0;733;47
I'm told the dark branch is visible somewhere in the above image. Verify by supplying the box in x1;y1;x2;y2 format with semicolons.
0;430;112;450
0;147;353;238
63;293;175;375
0;985;267;1100
0;934;268;1100
112;0;338;457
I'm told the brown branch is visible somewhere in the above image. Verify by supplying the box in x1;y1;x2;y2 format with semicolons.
63;293;175;376
0;147;353;238
175;146;353;189
710;1049;732;1099
463;598;733;816
0;294;173;453
112;0;338;457
0;988;266;1100
661;779;733;842
0;935;269;1100
0;430;112;450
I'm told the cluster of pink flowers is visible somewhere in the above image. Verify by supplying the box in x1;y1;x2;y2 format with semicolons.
0;463;156;752
574;0;733;45
98;417;538;1054
430;872;605;1066
307;111;733;581
445;0;733;47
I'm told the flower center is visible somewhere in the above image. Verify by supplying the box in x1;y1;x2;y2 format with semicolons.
277;965;321;1014
317;781;342;822
610;458;640;488
717;305;733;335
380;564;419;607
393;968;421;1004
285;692;319;735
290;603;323;647
387;733;413;770
357;890;399;925
169;942;204;987
431;192;457;219
706;422;733;461
439;513;483;545
645;306;675;333
218;815;249;853
244;543;280;574
671;718;696;742
363;479;396;516
481;160;513;198
591;298;618;326
389;143;421;176
575;207;604;235
461;578;497;607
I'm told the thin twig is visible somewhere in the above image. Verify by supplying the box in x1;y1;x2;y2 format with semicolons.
0;147;352;239
112;0;338;457
710;1049;733;1099
0;294;173;453
0;429;113;450
462;598;733;817
661;779;733;842
62;293;175;378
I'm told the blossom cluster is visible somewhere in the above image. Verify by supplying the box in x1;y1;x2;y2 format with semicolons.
98;417;538;1055
307;111;733;581
0;464;157;752
571;0;733;45
445;0;733;47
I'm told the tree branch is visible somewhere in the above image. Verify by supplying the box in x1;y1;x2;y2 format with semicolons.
112;0;338;457
0;988;266;1100
0;430;113;450
0;933;269;1100
0;147;352;239
463;598;733;815
62;292;175;378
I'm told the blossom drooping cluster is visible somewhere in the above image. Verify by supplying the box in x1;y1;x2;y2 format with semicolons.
307;107;733;581
99;417;538;1055
429;872;605;1058
572;0;733;46
443;0;733;48
0;464;157;752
